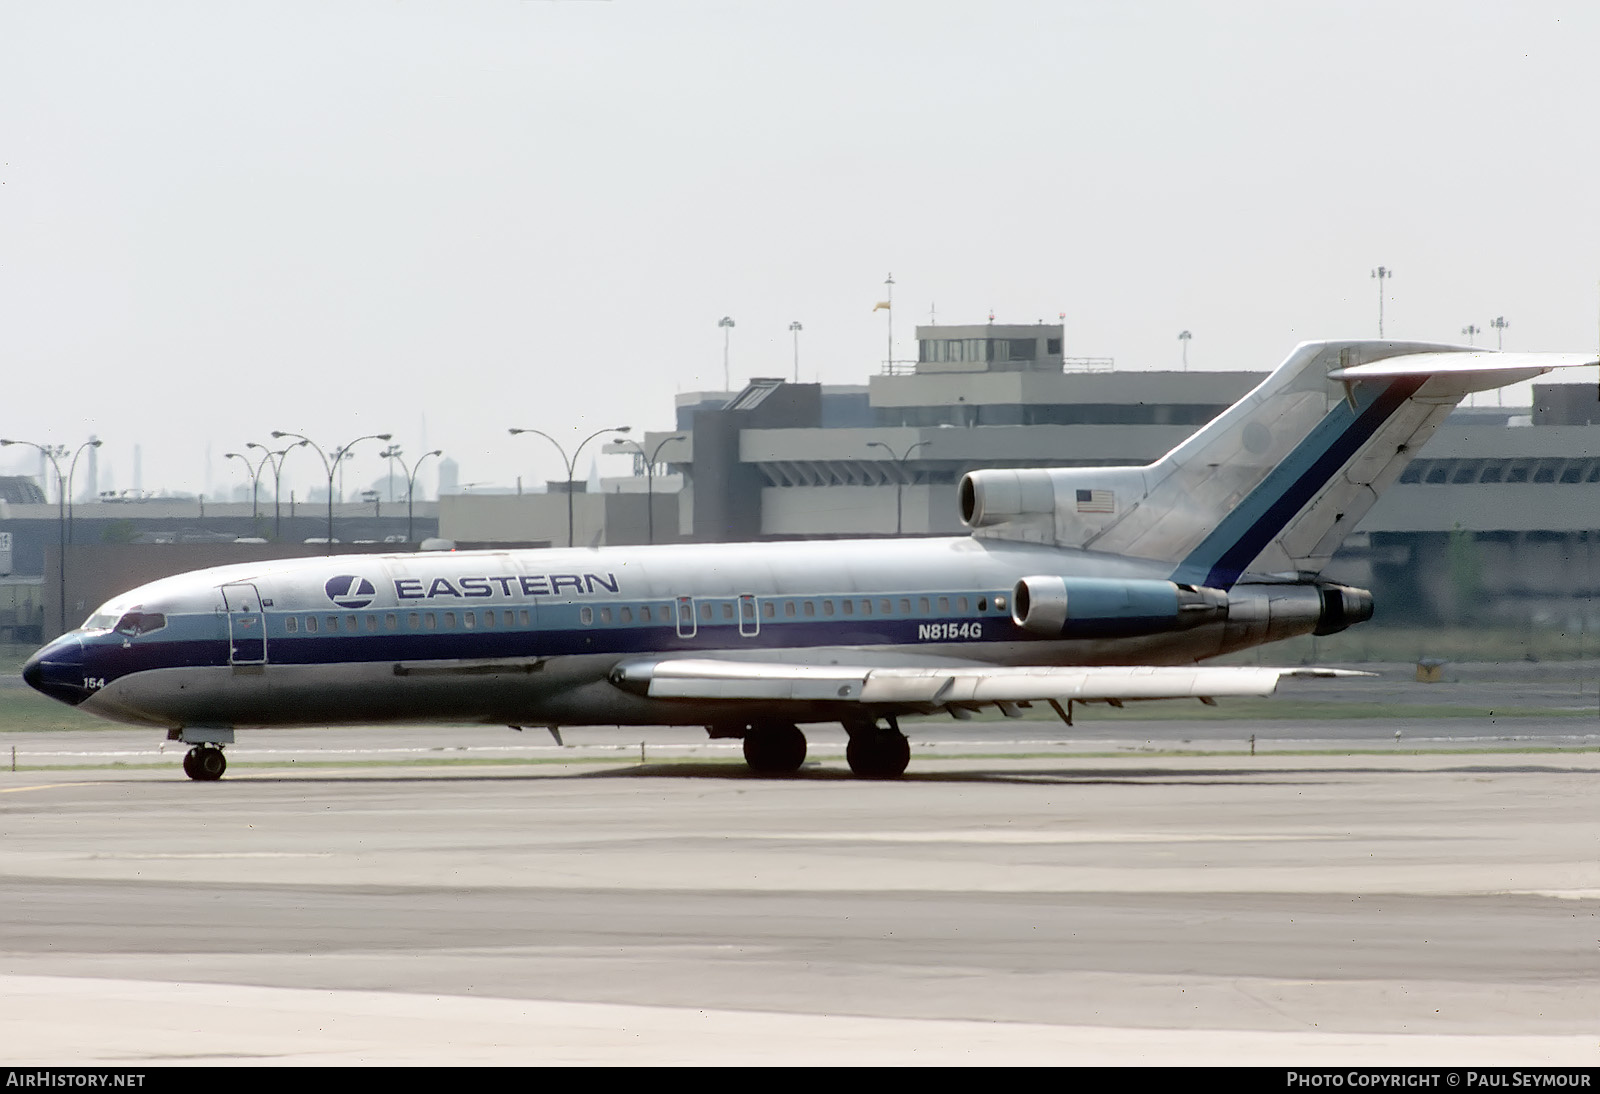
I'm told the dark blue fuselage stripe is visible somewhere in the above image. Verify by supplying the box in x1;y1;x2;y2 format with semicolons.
1174;375;1426;589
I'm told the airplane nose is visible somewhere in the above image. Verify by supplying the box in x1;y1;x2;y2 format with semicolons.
22;636;90;707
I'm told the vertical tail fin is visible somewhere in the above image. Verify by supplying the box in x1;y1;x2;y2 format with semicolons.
960;340;1597;586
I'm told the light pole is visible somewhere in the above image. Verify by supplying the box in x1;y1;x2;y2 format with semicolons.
611;434;686;545
65;439;102;545
1491;315;1510;350
379;444;401;503
508;425;631;548
867;440;931;536
271;431;392;547
1371;266;1394;337
388;447;442;543
247;442;294;541
789;321;803;382
1178;330;1192;370
719;316;735;391
2;439;67;635
880;273;895;370
224;450;267;520
1462;324;1481;346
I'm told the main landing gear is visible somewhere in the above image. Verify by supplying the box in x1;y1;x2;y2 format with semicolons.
716;716;911;779
844;716;910;780
739;718;808;775
182;745;227;782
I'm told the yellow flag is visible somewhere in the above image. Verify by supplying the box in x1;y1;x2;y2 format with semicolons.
873;301;891;311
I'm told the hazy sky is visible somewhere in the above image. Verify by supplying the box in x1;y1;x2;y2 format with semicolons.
4;1;1598;500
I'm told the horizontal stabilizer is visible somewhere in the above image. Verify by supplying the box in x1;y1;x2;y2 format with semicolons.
1326;350;1598;381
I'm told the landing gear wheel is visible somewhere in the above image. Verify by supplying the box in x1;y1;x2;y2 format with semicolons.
185;745;227;781
846;728;910;779
741;720;808;775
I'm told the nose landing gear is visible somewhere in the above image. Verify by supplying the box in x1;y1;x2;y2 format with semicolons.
182;745;227;781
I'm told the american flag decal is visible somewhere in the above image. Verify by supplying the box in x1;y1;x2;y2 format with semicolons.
1076;488;1115;514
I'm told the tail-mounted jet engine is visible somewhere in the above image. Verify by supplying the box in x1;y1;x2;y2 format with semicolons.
1010;576;1228;638
1220;582;1375;648
1010;575;1372;643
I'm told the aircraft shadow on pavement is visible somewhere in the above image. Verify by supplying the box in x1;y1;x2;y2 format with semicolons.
146;758;1598;788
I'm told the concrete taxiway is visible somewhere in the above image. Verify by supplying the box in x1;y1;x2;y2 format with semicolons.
0;730;1596;1066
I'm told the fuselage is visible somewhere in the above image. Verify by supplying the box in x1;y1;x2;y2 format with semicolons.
22;535;1311;731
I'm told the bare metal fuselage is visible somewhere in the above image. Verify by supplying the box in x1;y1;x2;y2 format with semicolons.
32;536;1336;732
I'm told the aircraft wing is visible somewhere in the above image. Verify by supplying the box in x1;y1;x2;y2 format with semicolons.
609;658;1369;716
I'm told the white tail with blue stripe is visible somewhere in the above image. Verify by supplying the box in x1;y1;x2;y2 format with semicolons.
960;340;1597;588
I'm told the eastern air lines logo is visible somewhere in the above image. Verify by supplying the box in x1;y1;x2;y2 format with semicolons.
325;575;377;609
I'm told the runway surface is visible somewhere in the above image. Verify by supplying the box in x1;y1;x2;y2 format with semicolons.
0;728;1597;1065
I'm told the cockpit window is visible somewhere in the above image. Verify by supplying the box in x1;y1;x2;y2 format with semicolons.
82;612;120;631
114;612;167;636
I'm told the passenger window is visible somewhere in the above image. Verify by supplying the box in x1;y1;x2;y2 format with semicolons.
425;613;437;630
958;597;968;613
408;613;420;630
938;597;950;613
823;600;835;616
880;599;892;614
386;613;398;631
483;610;495;629
639;606;651;623
307;616;318;633
860;600;871;616
841;600;853;615
978;597;988;612
762;602;775;619
327;616;339;632
919;598;930;614
443;612;456;629
804;602;816;617
599;607;611;624
721;602;734;620
286;617;298;633
784;602;796;617
463;612;475;629
620;607;632;623
519;610;530;626
700;602;713;621
367;614;378;632
901;599;911;614
580;606;594;625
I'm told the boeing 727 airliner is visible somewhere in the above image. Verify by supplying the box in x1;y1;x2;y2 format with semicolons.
22;340;1598;779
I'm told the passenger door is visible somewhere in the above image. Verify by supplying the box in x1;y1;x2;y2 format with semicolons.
221;583;267;665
